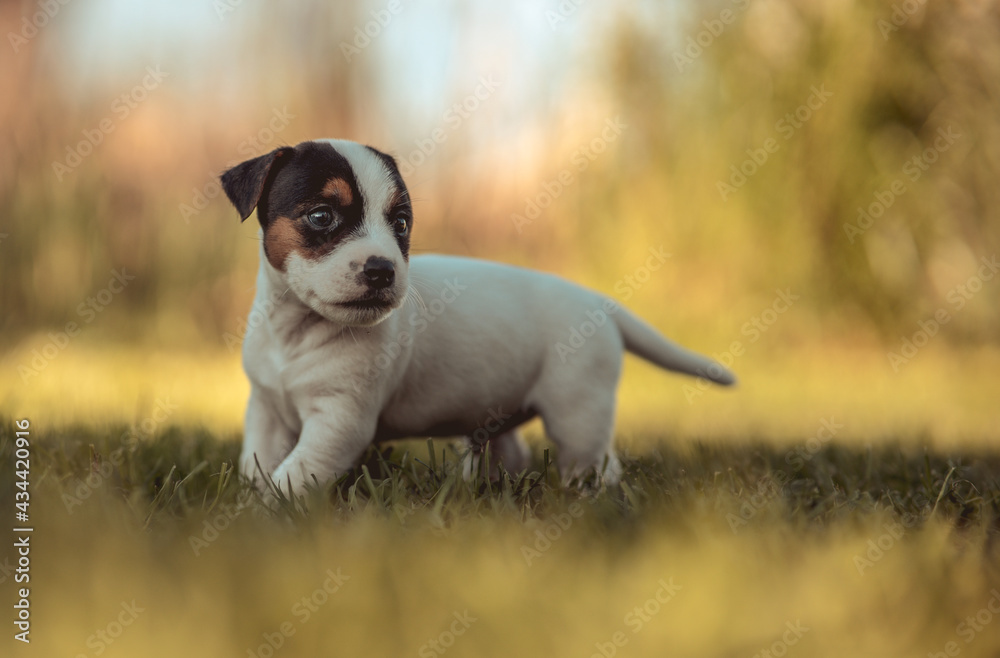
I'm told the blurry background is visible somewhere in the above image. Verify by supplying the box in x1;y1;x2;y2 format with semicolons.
4;3;1000;658
1;0;998;442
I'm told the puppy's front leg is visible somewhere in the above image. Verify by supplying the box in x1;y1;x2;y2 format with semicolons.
240;387;296;487
269;397;375;498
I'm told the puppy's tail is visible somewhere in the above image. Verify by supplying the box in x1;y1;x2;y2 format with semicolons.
613;307;736;386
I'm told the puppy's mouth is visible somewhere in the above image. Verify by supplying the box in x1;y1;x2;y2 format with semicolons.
336;293;396;311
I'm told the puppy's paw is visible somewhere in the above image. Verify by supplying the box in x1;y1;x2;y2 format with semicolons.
461;431;532;482
560;452;623;490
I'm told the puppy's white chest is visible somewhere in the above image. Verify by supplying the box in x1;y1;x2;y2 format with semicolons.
244;332;304;433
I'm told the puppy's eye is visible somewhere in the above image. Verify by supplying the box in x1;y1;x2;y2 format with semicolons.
392;214;409;237
305;206;336;230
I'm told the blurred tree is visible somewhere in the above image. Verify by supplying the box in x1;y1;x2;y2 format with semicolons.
599;0;999;341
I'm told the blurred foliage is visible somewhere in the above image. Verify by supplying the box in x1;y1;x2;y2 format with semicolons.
603;0;1000;340
3;343;999;442
0;0;998;350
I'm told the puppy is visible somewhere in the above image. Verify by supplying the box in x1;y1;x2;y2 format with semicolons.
220;139;734;496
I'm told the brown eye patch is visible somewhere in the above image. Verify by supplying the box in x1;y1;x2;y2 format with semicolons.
264;213;356;270
263;216;302;270
322;177;354;206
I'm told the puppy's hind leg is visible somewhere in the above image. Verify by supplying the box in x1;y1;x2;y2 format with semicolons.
461;430;532;481
534;345;624;486
540;397;622;486
492;430;532;476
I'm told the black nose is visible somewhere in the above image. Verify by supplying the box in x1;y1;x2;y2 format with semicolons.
363;257;395;289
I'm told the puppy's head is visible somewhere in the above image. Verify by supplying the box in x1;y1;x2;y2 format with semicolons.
221;139;411;327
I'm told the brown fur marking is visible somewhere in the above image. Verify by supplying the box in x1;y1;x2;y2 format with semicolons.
264;216;302;270
322;177;353;205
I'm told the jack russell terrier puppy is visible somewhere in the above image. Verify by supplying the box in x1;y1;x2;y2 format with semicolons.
221;139;735;497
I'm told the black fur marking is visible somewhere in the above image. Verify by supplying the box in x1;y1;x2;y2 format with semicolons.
219;147;293;221
262;142;366;235
220;141;413;264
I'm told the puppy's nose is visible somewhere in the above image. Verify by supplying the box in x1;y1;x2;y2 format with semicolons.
363;257;395;289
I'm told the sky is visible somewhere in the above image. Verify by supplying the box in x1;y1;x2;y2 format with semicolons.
46;0;690;124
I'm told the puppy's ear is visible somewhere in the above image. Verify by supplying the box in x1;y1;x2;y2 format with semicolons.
220;147;292;222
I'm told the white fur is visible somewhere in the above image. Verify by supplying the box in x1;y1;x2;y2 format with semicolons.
238;142;735;497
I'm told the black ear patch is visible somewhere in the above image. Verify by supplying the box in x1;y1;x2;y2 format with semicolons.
220;147;293;222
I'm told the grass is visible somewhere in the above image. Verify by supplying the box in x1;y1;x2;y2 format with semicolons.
2;337;998;657
4;416;1000;658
